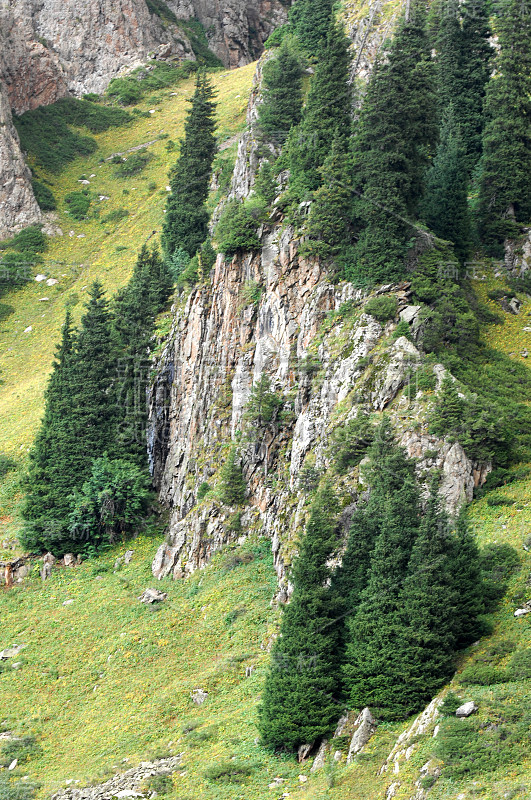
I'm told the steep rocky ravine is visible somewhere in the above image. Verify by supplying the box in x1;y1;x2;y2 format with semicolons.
147;51;490;595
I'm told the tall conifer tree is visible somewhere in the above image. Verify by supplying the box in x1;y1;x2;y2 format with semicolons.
162;71;217;258
350;0;437;283
291;0;333;57
289;18;351;197
476;0;531;253
22;311;76;551
421;106;471;262
258;39;304;144
259;484;342;751
342;421;422;718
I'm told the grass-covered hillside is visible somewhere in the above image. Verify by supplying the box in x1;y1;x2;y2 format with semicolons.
0;63;255;554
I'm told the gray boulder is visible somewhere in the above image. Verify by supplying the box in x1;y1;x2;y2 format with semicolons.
138;588;167;604
455;701;478;718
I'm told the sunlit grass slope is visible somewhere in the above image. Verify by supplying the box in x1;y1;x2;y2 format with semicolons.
0;63;255;548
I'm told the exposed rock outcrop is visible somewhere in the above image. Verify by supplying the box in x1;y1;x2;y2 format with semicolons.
50;756;183;800
0;77;42;238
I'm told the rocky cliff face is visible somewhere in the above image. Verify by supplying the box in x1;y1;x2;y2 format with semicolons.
148;14;490;595
0;78;42;238
168;0;289;68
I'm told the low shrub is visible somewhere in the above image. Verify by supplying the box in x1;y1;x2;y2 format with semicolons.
106;61;197;106
509;648;531;680
224;607;246;627
31;179;56;211
392;318;412;340
65;191;91;219
142;775;173;794
197;482;211;501
186;725;218;747
0;775;39;800
479;543;521;612
215;198;268;258
439;691;462;716
459;664;510;686
0;454;16;476
486;492;515;507
204;759;257;783
14;98;130;172
11;225;48;253
330;415;374;474
364;295;398;322
102;208;129;224
114;152;151;177
0;735;41;767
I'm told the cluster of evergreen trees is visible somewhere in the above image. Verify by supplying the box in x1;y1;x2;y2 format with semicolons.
253;0;530;280
259;419;485;750
22;246;173;556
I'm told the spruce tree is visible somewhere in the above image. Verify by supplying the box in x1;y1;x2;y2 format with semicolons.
291;0;333;57
244;374;283;429
258;39;304;145
162;71;217;259
258;484;342;751
349;0;437;283
219;447;246;505
449;511;485;647
342;421;422;719
458;0;493;170
69;282;117;478
397;480;459;713
429;375;465;439
421;106;471;262
22;311;77;551
299;137;353;262
113;245;172;466
289;19;351;197
476;0;531;254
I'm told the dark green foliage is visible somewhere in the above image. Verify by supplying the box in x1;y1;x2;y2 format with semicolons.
180;19;224;67
10;226;47;252
101;207;129;224
393;319;412;341
450;513;485;647
254;161;278;204
479;542;521;612
21;311;78;552
113;245;173;465
14;98;130;172
459;664;510;685
197;481;211;501
215;198;267;258
341;422;423;719
166;247;190;281
145;0;177;24
114;152;151;177
0;736;41;767
339;423;484;719
31;179;56;211
106;61;197;106
68;454;152;554
65;191;91;219
291;0;333;57
348;1;437;284
0;454;16;477
412;247;531;467
298;464;321;491
330;414;374;474
258;484;341;751
439;691;462;716
204;760;257;783
143;774;173;795
219;447;246;506
258;39;303;144
396;486;463;712
299;138;353;262
289;19;351;197
264;23;289;48
429;375;464;437
486;492;514;507
476;0;531;254
421;106;471;262
435;695;531;778
244;373;283;429
509;648;531;680
162;72;217;259
435;0;492;173
364;295;398;322
0;774;39;800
